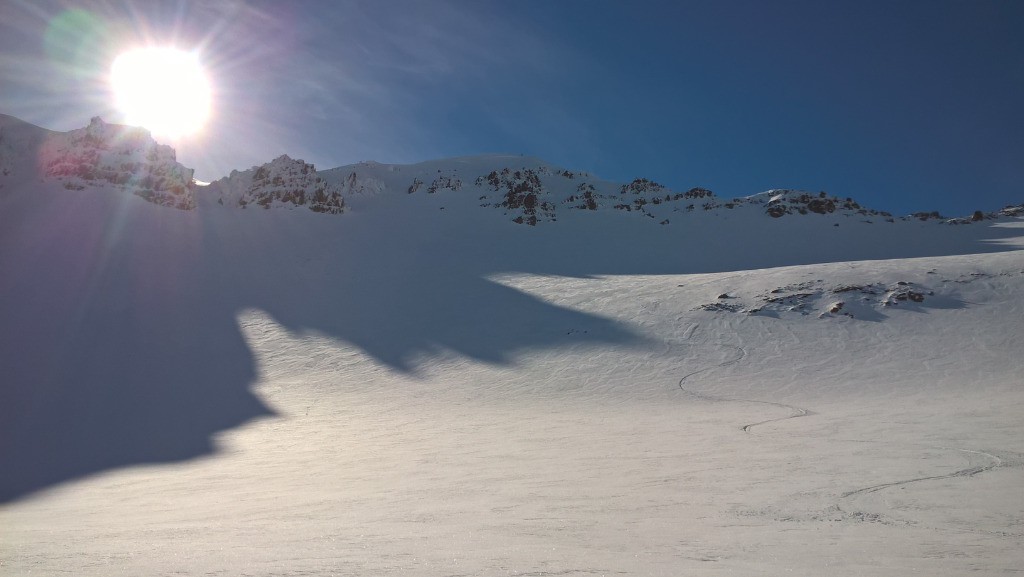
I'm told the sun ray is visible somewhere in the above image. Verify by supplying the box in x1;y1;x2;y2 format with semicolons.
109;47;211;139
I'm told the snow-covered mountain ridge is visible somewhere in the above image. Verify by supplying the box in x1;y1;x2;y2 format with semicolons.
3;115;1020;225
0;115;196;209
244;155;1024;227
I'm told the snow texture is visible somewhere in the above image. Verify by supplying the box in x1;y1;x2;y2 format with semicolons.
2;116;1023;576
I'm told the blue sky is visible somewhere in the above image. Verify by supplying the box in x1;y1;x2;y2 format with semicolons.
1;0;1022;215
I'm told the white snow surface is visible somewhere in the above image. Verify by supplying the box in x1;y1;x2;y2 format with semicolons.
2;118;1024;576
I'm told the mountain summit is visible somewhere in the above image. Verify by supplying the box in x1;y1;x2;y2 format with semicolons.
0;115;196;209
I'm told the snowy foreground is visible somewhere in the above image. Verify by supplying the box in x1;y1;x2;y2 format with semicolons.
3;156;1024;574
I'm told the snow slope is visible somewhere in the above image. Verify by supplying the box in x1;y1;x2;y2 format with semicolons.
1;116;1023;576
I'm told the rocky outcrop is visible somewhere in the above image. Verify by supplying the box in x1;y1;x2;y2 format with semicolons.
476;167;556;225
205;155;344;213
620;177;667;196
999;204;1024;217
407;174;462;194
683;187;714;199
944;204;1023;225
563;182;599;210
692;278;943;319
907;211;945;222
38;117;196;209
761;190;887;219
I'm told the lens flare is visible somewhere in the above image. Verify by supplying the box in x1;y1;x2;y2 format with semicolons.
110;47;212;138
44;9;107;78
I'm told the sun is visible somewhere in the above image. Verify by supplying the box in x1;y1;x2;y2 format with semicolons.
110;47;211;139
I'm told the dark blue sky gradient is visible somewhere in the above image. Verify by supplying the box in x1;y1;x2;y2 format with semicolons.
1;0;1021;215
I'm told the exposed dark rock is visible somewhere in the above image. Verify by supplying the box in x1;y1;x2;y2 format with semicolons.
909;211;945;221
806;198;835;214
208;155;345;214
620;177;666;195
684;187;714;199
480;167;555;224
38;117;196;209
426;175;461;194
696;302;742;312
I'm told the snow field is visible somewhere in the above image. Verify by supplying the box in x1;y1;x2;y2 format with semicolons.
2;126;1023;574
5;249;1023;575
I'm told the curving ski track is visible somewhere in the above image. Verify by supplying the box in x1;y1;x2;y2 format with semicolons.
841;448;1003;498
672;324;1008;518
674;325;813;433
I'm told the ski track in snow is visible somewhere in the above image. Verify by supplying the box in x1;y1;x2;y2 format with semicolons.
672;323;1015;532
834;446;1023;539
674;323;813;433
841;448;1004;499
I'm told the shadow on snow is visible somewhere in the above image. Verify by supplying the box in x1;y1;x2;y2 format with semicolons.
1;184;1021;503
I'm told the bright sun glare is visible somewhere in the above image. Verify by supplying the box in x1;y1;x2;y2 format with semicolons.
110;47;211;138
